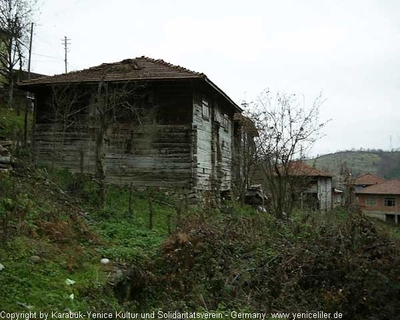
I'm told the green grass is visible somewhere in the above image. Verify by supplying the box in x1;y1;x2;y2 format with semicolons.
0;165;182;311
2;161;400;315
0;106;27;137
0;236;118;312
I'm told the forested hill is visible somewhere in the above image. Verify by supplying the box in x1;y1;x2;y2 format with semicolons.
308;150;400;179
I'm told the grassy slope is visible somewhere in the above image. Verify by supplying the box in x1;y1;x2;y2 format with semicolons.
0;166;177;311
0;107;26;137
1;107;400;318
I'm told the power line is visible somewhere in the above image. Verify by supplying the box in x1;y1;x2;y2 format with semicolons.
32;53;61;59
62;36;71;73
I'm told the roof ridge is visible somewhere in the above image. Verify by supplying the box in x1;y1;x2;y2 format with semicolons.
136;56;205;77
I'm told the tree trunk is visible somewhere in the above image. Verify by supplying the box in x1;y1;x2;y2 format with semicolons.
95;124;106;209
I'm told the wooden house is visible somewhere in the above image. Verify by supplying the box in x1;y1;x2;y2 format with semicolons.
287;162;333;211
19;56;251;197
251;161;333;211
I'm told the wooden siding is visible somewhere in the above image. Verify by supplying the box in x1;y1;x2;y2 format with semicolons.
192;93;234;192
31;80;240;194
318;177;332;211
215;103;233;191
34;123;193;187
193;95;212;190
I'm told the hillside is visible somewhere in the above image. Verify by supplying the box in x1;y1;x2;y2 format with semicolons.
308;150;400;179
1;107;400;319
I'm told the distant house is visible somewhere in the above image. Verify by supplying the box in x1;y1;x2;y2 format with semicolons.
356;179;400;223
332;188;344;208
288;162;333;211
19;56;251;197
353;173;385;191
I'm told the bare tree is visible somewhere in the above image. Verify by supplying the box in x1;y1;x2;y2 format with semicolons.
93;80;149;208
232;110;258;203
250;90;329;219
45;79;154;208
0;0;37;108
48;84;86;170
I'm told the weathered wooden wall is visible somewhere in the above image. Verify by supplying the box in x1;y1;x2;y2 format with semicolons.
33;82;195;188
318;177;332;211
192;92;233;193
34;123;194;187
32;81;240;193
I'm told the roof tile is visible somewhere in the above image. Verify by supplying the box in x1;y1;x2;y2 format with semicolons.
357;179;400;195
353;173;385;186
19;56;205;86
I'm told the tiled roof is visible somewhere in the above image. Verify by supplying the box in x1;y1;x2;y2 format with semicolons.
357;179;400;195
288;161;332;177
353;173;385;186
19;56;205;86
19;56;242;112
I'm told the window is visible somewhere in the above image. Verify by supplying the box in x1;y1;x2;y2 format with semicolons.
222;114;229;132
384;197;396;207
202;99;210;120
366;197;377;206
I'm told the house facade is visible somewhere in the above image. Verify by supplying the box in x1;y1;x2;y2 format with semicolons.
293;163;333;211
19;56;248;195
356;179;400;223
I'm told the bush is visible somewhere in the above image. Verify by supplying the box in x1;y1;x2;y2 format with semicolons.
136;212;400;319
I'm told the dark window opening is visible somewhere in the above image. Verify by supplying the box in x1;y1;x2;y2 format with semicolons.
384;197;396;207
386;214;395;223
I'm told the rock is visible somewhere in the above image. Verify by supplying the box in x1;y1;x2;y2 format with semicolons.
29;256;41;263
0;140;12;147
0;145;10;157
0;156;11;165
65;278;76;285
17;302;34;309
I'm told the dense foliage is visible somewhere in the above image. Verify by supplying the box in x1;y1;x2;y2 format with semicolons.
136;211;400;319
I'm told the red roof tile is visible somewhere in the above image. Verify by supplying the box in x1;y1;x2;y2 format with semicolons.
19;56;205;86
19;56;242;112
353;173;385;186
288;161;332;177
357;179;400;195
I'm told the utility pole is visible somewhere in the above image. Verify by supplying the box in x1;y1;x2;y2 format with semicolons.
62;36;71;73
24;22;34;147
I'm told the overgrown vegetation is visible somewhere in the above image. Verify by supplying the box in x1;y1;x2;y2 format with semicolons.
0;107;25;136
0;164;180;311
136;210;400;319
1;108;400;319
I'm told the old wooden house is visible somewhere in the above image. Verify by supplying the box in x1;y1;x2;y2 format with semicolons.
287;162;333;211
19;56;252;196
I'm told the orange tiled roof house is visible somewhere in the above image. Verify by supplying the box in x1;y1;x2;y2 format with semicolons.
356;179;400;223
353;172;385;191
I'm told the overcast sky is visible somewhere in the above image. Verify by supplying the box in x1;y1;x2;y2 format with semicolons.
30;0;400;157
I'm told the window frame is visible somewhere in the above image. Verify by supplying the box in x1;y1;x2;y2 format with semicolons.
222;114;229;132
202;98;210;121
365;197;377;207
384;197;396;207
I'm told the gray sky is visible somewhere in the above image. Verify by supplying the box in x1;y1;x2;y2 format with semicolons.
31;0;400;157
